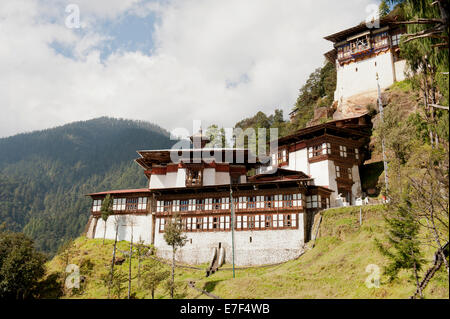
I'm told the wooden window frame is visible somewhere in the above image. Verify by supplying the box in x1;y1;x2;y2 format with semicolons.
186;167;203;187
92;199;102;212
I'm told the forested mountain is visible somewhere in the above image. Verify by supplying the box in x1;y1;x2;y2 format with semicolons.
0;117;175;255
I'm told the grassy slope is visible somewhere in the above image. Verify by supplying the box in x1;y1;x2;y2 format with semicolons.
47;205;448;299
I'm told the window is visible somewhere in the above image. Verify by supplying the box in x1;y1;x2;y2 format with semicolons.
163;200;172;212
324;143;331;155
336;165;352;180
180;199;189;211
282;194;293;208
306;195;321;209
113;198;126;211
277;148;288;165
138;197;147;210
247;196;256;209
186;217;192;231
248;215;255;229
283;214;291;227
308;143;330;158
313;145;322;157
212;198;221;210
92;199;102;212
339;145;347;157
350;35;370;54
186;167;203;186
159;218;167;232
391;33;402;46
125;198;138;211
265;215;272;228
265;195;274;208
373;32;388;49
195;198;204;210
196;217;203;231
212;217;219;229
337;44;351;60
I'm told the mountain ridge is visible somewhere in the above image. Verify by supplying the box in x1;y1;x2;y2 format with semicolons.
0;117;175;255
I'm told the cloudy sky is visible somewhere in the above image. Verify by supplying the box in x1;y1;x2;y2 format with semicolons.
0;0;380;138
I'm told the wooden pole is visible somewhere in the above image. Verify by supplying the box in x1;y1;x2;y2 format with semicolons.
359;207;362;226
229;184;236;279
377;73;389;193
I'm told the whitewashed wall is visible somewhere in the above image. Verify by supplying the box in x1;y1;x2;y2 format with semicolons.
309;160;330;187
394;59;407;82
154;214;305;266
93;214;153;244
203;168;216;186
327;160;339;207
335;52;395;103
287;148;309;174
150;168;232;189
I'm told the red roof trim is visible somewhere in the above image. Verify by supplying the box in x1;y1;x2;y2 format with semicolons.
86;188;150;196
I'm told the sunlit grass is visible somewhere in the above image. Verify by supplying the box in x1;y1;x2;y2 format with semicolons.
46;204;448;299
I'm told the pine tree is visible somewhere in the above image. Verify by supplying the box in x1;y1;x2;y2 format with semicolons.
142;258;170;299
376;192;425;297
100;194;113;245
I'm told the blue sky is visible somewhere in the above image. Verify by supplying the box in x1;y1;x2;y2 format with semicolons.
0;0;381;138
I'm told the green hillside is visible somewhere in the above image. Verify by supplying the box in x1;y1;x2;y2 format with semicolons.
0;117;175;255
46;205;449;299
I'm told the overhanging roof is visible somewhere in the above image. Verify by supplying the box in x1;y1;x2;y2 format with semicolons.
277;113;372;147
323;9;403;43
135;148;262;169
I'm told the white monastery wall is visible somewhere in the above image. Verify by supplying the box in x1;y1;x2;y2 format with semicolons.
154;214;305;266
203;168;216;186
287;148;309;174
394;59;407;82
309;160;330;187
150;168;232;189
149;174;165;189
335;52;395;102
93;214;153;244
327;160;339;207
175;168;186;187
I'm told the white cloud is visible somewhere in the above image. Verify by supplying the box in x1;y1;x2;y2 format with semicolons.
0;0;377;138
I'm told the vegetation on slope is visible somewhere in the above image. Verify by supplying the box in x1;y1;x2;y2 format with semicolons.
46;205;448;299
0;117;175;255
229;60;337;146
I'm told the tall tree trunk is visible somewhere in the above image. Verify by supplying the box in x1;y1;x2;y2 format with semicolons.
412;248;423;299
428;214;450;275
138;251;142;289
128;233;133;299
108;222;119;298
171;246;175;299
103;221;107;245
